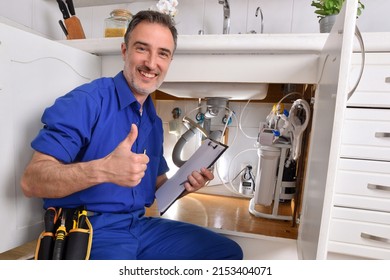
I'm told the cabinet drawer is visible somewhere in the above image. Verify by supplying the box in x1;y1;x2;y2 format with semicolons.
328;207;390;259
348;53;390;108
340;108;390;161
334;159;390;212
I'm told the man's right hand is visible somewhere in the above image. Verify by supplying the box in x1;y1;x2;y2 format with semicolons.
101;123;149;187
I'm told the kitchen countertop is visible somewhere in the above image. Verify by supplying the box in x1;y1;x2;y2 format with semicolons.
59;32;390;56
58;32;390;99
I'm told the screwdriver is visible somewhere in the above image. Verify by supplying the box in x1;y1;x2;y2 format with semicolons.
52;211;67;260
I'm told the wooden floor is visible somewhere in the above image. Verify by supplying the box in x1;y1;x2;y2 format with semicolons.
0;240;36;260
146;193;298;240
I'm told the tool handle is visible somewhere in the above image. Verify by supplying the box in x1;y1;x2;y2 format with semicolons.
44;207;57;233
77;209;88;229
52;228;66;260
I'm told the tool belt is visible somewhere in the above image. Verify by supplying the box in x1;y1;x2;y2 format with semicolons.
34;206;93;260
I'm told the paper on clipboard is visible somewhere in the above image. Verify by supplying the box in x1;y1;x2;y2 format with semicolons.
155;138;228;215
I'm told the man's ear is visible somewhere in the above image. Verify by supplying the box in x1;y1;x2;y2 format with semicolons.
121;42;127;60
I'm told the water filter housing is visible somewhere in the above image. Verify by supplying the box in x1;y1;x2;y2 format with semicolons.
253;145;281;206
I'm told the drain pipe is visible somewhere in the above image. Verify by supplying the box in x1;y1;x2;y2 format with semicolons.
172;116;209;167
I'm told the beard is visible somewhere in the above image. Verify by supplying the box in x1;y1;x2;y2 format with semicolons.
129;79;156;96
127;67;164;96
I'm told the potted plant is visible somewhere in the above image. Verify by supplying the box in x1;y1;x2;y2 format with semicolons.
311;0;365;32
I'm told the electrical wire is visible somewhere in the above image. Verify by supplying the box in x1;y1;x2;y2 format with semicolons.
238;99;257;140
220;109;233;142
231;166;247;182
276;91;303;107
217;147;258;197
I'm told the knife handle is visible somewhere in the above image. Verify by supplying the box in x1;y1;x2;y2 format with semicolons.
64;16;86;39
56;0;70;19
66;0;76;16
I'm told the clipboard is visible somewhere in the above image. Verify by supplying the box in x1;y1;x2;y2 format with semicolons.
155;138;228;215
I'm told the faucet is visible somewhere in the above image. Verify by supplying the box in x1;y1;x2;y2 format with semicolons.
218;0;230;34
255;6;264;34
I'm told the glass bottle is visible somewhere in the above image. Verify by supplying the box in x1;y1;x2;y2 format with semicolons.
104;9;132;38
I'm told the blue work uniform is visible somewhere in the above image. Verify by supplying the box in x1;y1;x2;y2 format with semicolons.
31;71;243;260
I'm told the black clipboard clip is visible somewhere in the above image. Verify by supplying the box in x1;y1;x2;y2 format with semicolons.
208;141;219;149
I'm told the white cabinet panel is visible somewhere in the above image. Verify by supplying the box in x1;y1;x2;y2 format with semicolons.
298;0;358;260
334;159;390;212
329;53;390;259
348;53;390;108
340;108;390;161
328;207;390;259
0;22;101;253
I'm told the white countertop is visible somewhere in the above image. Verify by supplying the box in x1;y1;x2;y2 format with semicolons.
59;32;390;56
58;32;390;100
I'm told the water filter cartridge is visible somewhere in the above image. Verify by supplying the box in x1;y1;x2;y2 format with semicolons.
253;146;281;206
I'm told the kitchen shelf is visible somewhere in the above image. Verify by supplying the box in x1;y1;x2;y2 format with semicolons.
72;0;142;8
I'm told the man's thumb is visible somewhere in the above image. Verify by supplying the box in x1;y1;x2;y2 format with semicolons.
125;124;138;149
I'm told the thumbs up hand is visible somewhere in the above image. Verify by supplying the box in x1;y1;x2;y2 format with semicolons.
101;124;149;187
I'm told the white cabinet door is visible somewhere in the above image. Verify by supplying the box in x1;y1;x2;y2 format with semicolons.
0;22;101;253
297;0;359;259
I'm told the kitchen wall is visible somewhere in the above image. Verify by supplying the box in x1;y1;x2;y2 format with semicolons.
0;0;389;40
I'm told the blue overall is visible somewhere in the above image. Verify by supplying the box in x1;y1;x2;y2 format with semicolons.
31;72;243;260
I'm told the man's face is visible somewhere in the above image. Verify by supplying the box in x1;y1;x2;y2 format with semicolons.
121;21;175;99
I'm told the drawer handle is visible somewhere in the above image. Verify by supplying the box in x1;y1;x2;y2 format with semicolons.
375;132;390;138
386;77;390;83
361;232;390;244
367;184;390;192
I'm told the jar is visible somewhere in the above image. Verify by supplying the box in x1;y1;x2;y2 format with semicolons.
104;9;132;38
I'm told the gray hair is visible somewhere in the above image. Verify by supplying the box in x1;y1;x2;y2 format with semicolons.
124;10;178;52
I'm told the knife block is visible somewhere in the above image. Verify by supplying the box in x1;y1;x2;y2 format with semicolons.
64;16;86;39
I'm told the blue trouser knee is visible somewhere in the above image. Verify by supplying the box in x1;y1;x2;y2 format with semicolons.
88;212;243;260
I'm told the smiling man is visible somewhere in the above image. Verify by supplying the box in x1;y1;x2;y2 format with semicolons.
20;10;243;260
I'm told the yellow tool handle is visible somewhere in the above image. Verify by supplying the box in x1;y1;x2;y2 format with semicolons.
78;209;88;229
52;212;67;260
52;226;66;260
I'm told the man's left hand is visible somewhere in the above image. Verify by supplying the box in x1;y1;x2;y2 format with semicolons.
182;167;214;193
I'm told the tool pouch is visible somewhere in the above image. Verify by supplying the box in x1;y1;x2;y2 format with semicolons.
34;207;93;260
35;232;55;260
64;219;93;260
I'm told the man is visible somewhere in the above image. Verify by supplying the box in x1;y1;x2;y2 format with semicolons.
21;10;243;260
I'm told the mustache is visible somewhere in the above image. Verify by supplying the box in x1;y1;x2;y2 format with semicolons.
137;65;159;75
